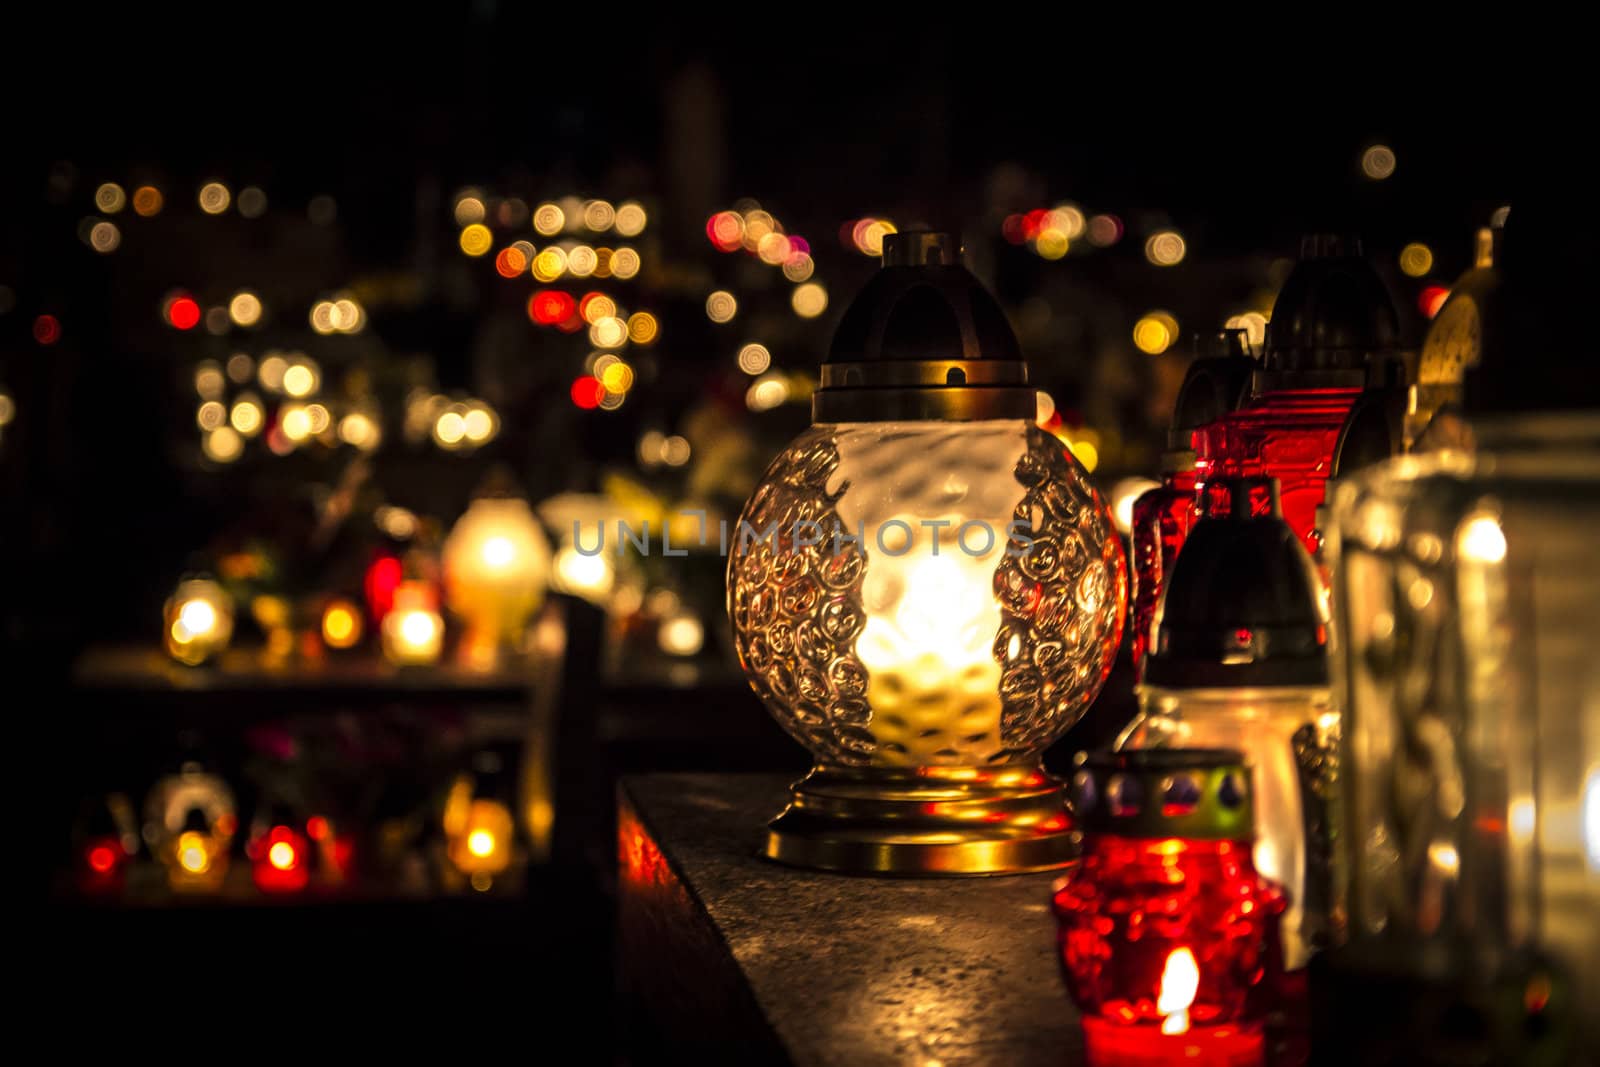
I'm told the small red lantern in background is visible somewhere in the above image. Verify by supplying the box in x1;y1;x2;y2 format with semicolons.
249;824;311;894
1053;750;1284;1067
1130;329;1255;676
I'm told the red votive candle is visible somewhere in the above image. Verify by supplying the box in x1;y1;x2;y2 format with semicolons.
1054;750;1284;1067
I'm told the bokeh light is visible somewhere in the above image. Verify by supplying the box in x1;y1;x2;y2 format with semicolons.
495;246;528;278
533;203;565;236
850;217;896;256
194;362;226;399
237;186;268;218
737;343;771;375
282;360;319;398
533;247;568;281
782;252;815;282
339;411;381;450
661;435;691;466
791;283;828;318
614;201;647;237
1144;230;1187;266
165;294;201;331
707;211;745;252
198;182;232;215
590;316;627;349
132;186;164;217
33;315;61;345
196;400;227;431
227;353;254;384
1087;214;1123;247
203;426;244;463
600;361;635;393
610;247;640;279
89;220;121;253
746;374;790;412
1133;311;1180;355
583;199;616;232
627;312;659;344
1399;242;1434;277
530;290;577;325
258;354;288;392
1224;311;1269;351
571;376;606;410
454;194;486;226
459;224;493;257
229;290;262;327
706;290;737;323
567;245;598;278
1362;144;1397;180
230;396;264;436
95;182;126;213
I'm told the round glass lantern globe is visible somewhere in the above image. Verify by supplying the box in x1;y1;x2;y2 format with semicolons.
443;497;552;641
728;420;1125;772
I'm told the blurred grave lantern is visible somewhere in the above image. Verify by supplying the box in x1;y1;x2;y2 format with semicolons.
1319;199;1598;1062
144;763;236;893
443;484;551;667
381;581;444;666
1130;329;1256;676
163;577;234;666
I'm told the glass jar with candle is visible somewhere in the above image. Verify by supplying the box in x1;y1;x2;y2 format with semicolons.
1054;749;1284;1067
1119;476;1334;972
728;232;1126;875
443;489;551;665
381;580;445;666
1320;201;1598;1062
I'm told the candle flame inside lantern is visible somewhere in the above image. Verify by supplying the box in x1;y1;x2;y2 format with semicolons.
1157;947;1199;1035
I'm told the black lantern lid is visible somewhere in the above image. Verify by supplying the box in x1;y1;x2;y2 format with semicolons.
1070;748;1255;841
1167;328;1257;453
813;231;1034;422
1464;200;1600;416
1143;476;1329;689
1255;234;1402;393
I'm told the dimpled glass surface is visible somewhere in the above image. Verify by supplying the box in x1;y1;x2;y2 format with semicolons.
728;420;1126;767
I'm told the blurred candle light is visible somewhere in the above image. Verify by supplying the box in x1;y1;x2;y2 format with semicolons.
443;495;552;662
706;290;738;323
164;578;234;666
614;201;647;236
132;185;163;216
198;181;231;214
447;798;515;890
321;598;364;650
94;182;126;213
382;582;444;666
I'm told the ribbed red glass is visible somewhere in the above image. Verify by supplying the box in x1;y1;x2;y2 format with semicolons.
1053;836;1285;1032
1129;470;1198;677
1192;388;1361;558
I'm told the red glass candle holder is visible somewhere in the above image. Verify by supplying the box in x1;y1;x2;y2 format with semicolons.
249;824;311;893
1192;389;1361;558
1129;467;1197;675
1054;749;1285;1067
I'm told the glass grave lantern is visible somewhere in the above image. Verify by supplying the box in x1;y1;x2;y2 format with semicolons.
1054;749;1285;1067
1320;202;1597;1061
1193;235;1406;561
728;231;1126;875
443;486;551;668
1130;329;1256;676
144;762;237;893
1119;475;1335;972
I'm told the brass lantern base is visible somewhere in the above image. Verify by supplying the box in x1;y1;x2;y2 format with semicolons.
764;764;1079;876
